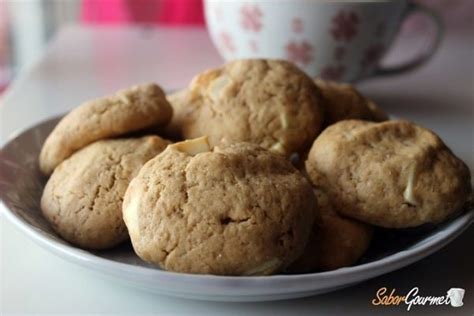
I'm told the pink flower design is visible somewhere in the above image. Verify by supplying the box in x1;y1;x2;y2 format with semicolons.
334;46;346;61
240;4;263;32
219;32;235;53
331;10;359;42
291;17;304;33
249;40;258;53
320;65;346;81
286;40;314;66
361;43;385;68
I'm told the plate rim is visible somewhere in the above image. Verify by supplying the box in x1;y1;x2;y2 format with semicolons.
2;200;472;296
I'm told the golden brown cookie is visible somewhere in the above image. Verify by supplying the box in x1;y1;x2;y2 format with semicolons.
163;89;197;140
172;59;324;156
41;136;169;249
305;120;471;228
122;137;316;275
39;83;172;175
314;79;388;126
289;189;372;273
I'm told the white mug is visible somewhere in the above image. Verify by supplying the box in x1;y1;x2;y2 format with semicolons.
204;0;443;81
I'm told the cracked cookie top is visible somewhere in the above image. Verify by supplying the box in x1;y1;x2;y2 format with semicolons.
122;138;317;275
41;135;169;249
39;83;172;175
305;120;471;228
170;59;324;156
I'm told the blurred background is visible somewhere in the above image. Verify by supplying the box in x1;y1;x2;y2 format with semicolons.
0;0;473;94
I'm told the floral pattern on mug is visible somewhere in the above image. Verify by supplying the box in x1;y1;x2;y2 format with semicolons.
219;32;236;53
291;17;304;33
240;4;263;32
331;10;359;42
205;0;441;80
285;40;314;66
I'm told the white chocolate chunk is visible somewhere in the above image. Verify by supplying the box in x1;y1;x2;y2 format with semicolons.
243;258;282;276
208;75;232;101
270;142;286;154
117;92;131;104
280;112;289;129
167;89;187;104
170;136;211;155
403;165;418;206
123;189;140;238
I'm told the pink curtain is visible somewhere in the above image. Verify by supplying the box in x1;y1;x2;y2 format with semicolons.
0;1;10;93
81;0;205;25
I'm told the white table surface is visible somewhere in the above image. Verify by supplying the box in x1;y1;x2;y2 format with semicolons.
1;25;473;315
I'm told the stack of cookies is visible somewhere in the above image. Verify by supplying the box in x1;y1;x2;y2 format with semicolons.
39;59;472;276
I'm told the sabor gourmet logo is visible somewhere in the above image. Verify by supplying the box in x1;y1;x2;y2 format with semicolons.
372;287;465;311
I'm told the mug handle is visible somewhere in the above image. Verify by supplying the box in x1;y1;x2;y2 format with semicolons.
373;1;444;77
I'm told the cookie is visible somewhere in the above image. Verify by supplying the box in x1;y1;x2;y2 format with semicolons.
289;189;372;273
314;79;388;126
39;83;172;175
163;89;196;140
122;137;316;275
174;59;324;156
41;136;169;249
305;120;471;228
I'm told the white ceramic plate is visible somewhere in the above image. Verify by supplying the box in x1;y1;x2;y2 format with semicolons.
1;117;472;302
